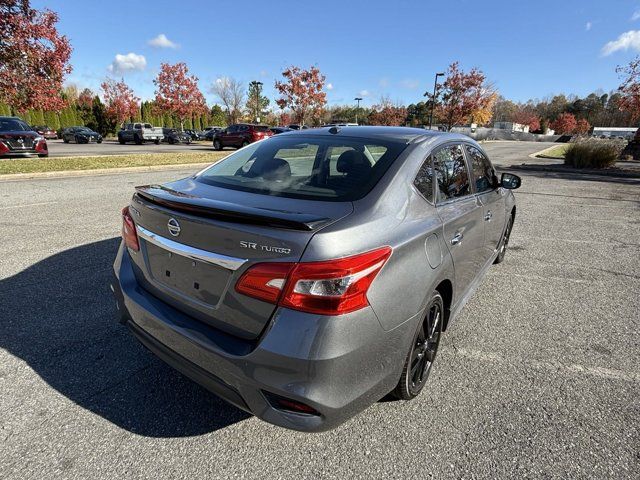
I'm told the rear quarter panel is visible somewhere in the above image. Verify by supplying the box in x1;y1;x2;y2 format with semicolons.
303;141;454;331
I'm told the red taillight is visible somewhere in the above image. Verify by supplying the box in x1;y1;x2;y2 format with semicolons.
121;206;139;251
235;247;392;315
236;262;294;303
35;139;47;153
0;142;8;154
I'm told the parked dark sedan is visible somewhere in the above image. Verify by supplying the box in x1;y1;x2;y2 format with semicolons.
62;126;102;144
201;127;223;141
0;116;48;157
113;126;521;431
183;129;200;141
270;127;294;135
213;124;273;150
32;125;58;139
162;128;192;145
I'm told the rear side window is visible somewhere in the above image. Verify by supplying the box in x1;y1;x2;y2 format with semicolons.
413;156;434;203
253;125;270;132
433;144;471;202
466;145;497;193
197;135;407;201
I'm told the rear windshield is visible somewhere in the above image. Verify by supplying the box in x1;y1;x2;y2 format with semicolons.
196;135;407;201
0;119;31;132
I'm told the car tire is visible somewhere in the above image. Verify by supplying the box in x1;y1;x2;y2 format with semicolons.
135;135;143;145
118;137;125;145
154;139;160;145
213;140;222;151
494;214;514;264
97;139;103;144
38;154;48;158
63;137;69;143
241;140;249;148
168;137;175;145
392;291;443;400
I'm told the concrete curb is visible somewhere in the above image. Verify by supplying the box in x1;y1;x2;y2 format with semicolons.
512;163;640;179
0;162;212;182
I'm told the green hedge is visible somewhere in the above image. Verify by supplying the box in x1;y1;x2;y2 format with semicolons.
564;141;621;169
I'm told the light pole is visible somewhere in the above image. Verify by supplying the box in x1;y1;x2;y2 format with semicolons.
354;97;363;125
425;72;445;130
250;80;263;124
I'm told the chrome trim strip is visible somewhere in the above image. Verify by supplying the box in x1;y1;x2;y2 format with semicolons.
136;225;247;271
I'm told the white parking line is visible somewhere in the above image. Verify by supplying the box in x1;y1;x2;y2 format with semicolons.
0;201;58;210
450;347;640;383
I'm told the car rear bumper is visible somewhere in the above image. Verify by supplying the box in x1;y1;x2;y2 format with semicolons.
112;242;414;431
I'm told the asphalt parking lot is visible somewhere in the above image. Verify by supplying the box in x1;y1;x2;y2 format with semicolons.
1;142;638;479
45;139;214;157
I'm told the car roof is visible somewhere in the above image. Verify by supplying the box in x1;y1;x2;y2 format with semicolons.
275;126;469;144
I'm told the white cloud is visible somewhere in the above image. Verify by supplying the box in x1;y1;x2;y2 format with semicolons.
400;79;420;89
585;22;592;31
148;34;178;49
107;53;147;74
632;10;640;21
601;30;640;55
378;78;389;88
358;89;370;97
326;83;333;90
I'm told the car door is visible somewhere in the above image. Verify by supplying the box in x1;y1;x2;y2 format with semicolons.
223;125;237;146
465;144;506;261
433;143;485;301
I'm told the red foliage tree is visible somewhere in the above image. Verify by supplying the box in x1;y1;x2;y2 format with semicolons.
550;113;578;134
101;78;139;128
77;88;94;109
0;0;72;112
616;56;640;123
426;62;496;131
153;62;207;130
275;66;327;126
279;112;292;126
513;108;541;132
368;97;408;126
574;118;591;135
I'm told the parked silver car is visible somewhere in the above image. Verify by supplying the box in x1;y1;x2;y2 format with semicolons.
112;126;520;431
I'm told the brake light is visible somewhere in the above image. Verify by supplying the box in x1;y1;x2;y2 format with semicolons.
0;142;8;154
35;139;47;153
121;206;139;251
235;247;391;315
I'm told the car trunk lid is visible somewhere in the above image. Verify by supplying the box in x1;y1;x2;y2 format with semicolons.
127;178;352;340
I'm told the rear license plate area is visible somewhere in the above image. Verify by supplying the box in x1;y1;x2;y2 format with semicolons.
144;241;231;307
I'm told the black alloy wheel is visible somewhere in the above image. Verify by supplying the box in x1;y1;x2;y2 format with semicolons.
393;291;443;400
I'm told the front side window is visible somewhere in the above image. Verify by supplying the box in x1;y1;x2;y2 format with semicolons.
466;145;497;193
197;135;407;201
433;144;471;202
413;156;434;203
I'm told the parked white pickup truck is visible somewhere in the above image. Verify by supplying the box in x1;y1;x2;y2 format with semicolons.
118;123;164;145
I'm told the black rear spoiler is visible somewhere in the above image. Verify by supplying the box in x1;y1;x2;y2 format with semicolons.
134;185;331;231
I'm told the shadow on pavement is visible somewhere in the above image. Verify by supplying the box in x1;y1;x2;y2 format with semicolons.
0;238;249;437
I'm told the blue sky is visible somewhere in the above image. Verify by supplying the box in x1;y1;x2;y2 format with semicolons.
35;0;640;108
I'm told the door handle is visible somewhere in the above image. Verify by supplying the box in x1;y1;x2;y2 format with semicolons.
484;211;492;221
450;233;463;245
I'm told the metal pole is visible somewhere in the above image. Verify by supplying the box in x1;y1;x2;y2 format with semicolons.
427;73;444;130
354;97;362;125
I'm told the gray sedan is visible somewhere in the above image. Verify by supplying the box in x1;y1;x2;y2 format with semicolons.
112;126;520;431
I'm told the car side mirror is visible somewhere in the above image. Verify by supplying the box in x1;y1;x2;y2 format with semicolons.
501;172;521;190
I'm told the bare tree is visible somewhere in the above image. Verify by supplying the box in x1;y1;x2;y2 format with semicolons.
210;77;245;124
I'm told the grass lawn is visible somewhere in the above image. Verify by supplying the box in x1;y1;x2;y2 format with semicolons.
537;144;570;159
0;151;229;175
